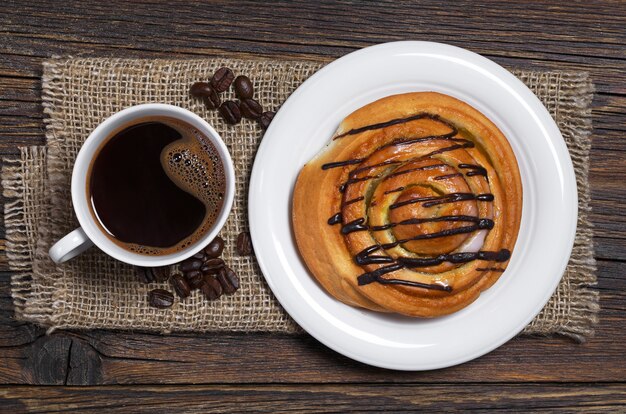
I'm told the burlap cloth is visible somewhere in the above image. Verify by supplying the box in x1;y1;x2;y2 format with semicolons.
2;57;598;340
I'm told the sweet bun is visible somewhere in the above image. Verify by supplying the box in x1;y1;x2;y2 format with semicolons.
292;92;522;317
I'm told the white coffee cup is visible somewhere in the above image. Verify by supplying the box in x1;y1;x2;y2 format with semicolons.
49;104;235;267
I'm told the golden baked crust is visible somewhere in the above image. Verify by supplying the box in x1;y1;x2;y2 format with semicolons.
293;92;522;317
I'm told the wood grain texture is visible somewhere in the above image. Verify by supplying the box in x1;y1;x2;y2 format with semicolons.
0;0;624;410
0;259;623;385
1;384;626;413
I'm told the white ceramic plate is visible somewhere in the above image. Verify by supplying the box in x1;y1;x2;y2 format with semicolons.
249;41;577;370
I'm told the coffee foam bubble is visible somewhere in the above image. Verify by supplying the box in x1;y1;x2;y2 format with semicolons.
154;123;226;253
123;120;225;256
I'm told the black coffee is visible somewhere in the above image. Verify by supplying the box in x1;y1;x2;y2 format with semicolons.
88;117;225;256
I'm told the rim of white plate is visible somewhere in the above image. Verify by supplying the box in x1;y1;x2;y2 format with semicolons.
248;41;577;370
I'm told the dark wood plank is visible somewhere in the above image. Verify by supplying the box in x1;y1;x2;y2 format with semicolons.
0;259;621;385
0;0;625;158
1;384;625;413
0;0;625;90
596;238;626;261
0;0;624;138
1;1;625;68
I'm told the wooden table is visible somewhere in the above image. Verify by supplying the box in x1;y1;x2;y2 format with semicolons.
1;0;624;411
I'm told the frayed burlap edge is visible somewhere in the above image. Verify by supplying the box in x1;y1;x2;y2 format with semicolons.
2;58;598;340
518;71;599;341
2;146;52;325
1;59;81;332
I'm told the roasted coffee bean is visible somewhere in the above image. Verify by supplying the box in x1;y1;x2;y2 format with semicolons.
217;266;240;295
211;67;234;92
239;98;263;119
192;251;208;261
236;231;253;256
203;86;221;109
201;258;225;275
170;273;191;299
148;289;174;309
185;270;205;289
190;81;213;98
219;101;241;124
201;265;218;276
233;75;254;99
204;236;225;258
136;266;156;283
136;266;169;283
201;275;223;300
181;258;203;272
258;111;275;130
151;266;170;282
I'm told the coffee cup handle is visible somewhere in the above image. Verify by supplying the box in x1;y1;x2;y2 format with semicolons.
49;228;94;264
